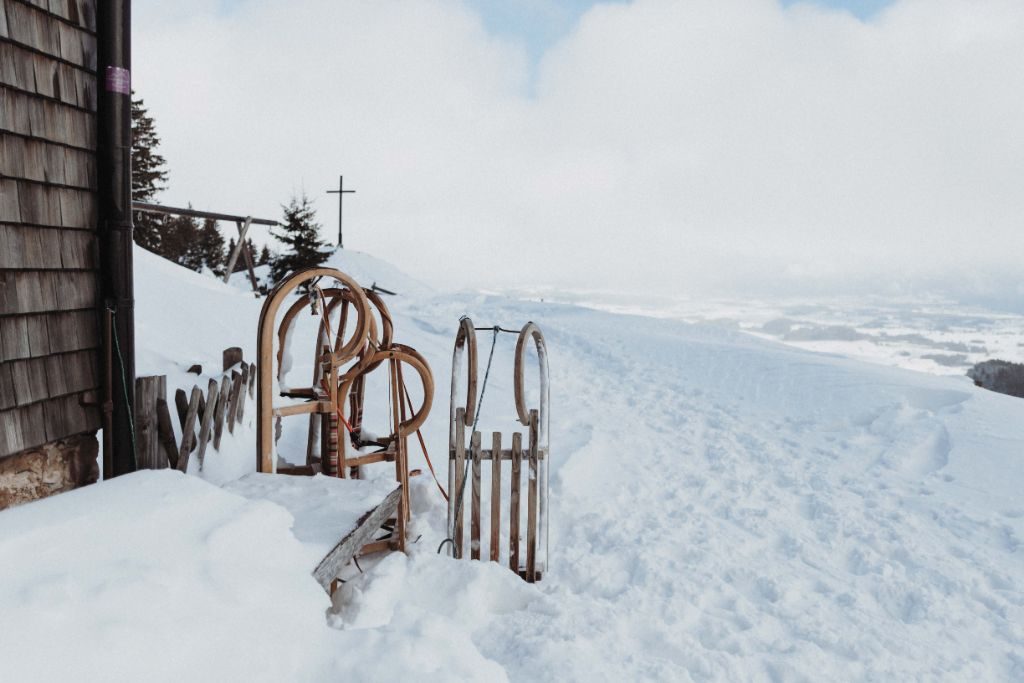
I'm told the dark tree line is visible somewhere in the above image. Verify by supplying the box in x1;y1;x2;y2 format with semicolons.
131;94;332;283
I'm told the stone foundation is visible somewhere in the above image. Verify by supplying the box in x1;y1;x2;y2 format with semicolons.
0;433;100;510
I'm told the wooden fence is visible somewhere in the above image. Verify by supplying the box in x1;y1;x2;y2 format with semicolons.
133;347;255;472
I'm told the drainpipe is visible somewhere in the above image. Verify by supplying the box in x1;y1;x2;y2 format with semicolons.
96;0;136;476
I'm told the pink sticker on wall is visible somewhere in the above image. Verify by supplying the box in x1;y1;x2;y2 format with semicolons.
104;66;131;95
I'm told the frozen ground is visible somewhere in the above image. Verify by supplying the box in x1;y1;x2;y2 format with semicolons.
2;248;1022;681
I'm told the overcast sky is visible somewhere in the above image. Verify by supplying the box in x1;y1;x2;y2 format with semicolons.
133;0;1024;305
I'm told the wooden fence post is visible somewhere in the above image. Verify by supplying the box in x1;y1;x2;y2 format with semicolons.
176;386;202;472
223;347;243;372
227;371;243;433
195;379;219;470
134;375;166;469
236;364;250;423
156;397;178;469
213;376;230;450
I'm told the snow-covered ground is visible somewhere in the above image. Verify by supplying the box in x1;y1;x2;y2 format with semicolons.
504;288;1024;378
2;247;1022;681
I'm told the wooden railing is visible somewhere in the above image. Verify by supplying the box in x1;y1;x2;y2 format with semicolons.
134;347;256;472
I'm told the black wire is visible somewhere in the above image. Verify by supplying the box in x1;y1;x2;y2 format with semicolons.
108;306;139;471
474;325;520;334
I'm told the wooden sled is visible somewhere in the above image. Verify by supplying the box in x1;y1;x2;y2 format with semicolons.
254;267;433;588
447;318;550;582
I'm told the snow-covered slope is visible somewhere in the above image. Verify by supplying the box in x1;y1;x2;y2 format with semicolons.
3;249;1022;681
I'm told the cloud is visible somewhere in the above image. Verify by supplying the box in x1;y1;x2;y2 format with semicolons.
133;0;1024;302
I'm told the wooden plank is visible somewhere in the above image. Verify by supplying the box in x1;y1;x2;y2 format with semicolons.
312;485;403;593
526;411;539;583
5;3;53;57
212;375;230;450
58;227;96;268
510;431;522;573
174;388;188;429
196;386;207;421
14;401;45;451
490;431;502;562
235;363;249;423
156;396;178;469
0;224;93;269
73;0;95;32
10;356;48;405
470;430;481;560
222;346;243;371
0;179;22;222
42;348;96;398
15;180;62;226
0;223;48;268
0;134;27;178
0;0;9;39
226;371;243;432
271;400;331;418
0;42;33;92
134;375;163;469
46;310;99;354
0;87;96;149
0;408;25;457
37;392;94;444
248;363;256;398
194;379;218;470
0;270;98;315
175;385;202;472
42;352;68;397
0;316;31;361
0;365;17;409
0;313;98;366
358;538;397;556
453;408;466;559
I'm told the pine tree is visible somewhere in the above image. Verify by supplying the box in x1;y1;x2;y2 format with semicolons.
161;213;202;271
258;244;273;266
196;219;226;276
130;94;169;252
270;194;332;283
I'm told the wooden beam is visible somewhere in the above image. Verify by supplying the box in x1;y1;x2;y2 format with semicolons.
526;411;539;583
489;431;501;562
312;486;402;593
175;385;202;472
471;430;481;561
510;432;522;573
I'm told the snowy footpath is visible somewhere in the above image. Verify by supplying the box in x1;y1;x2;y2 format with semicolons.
1;249;1022;681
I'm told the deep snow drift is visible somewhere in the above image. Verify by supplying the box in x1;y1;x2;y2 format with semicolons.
2;246;1022;681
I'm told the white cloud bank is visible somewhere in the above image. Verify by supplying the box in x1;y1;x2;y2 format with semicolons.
134;0;1024;305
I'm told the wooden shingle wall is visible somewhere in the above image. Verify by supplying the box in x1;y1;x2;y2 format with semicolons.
0;0;101;459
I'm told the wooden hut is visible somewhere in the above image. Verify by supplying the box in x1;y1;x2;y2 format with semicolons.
1;0;134;508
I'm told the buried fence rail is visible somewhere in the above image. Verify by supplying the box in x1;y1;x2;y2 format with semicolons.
133;347;256;472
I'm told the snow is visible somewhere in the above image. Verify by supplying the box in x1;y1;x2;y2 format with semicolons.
0;470;340;682
3;247;1023;680
224;472;397;564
